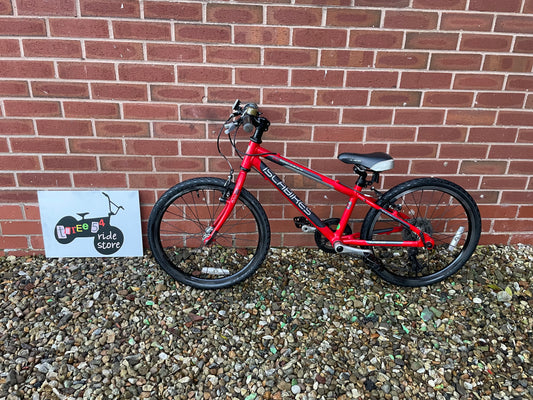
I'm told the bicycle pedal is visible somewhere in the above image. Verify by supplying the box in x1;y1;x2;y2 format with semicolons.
293;217;316;233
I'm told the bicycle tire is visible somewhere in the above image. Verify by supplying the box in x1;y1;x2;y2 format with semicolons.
148;177;271;289
360;177;481;287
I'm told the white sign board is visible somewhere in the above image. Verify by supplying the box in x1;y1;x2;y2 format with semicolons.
38;191;143;257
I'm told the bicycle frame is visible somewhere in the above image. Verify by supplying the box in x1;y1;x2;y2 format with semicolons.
204;139;434;251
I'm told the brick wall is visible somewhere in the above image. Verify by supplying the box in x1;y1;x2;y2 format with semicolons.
1;0;533;255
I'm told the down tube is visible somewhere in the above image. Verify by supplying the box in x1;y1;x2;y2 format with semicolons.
257;161;326;229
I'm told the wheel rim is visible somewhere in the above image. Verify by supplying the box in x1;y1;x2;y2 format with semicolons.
368;186;474;280
155;186;263;282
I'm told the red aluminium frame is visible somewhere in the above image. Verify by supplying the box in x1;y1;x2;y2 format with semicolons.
204;139;434;250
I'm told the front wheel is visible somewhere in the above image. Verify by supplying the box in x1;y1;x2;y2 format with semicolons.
360;178;481;287
148;177;271;289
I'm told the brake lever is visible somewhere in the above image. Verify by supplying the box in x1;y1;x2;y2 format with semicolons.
224;121;239;135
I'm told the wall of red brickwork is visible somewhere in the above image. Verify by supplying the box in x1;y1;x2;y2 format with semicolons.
1;0;533;255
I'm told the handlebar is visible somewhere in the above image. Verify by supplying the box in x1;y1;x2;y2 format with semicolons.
229;100;270;141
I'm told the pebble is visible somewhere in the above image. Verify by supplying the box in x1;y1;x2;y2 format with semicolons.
0;245;532;399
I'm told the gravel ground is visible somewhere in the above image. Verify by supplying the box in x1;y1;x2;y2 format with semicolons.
0;245;532;400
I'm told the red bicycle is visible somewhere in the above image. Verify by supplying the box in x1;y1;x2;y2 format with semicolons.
148;100;481;289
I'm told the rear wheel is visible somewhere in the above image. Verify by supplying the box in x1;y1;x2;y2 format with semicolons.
148;177;271;289
360;178;481;287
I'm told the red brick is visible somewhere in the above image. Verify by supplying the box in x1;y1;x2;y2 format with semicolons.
144;2;200;21
42;155;97;171
493;219;533;232
269;125;312;141
460;34;512;52
489;144;533;159
498;111;533;126
518;129;533;143
119;64;174;82
440;12;493;31
405;32;458;50
85;41;143;60
470;0;521;12
321;50;373;68
126;139;178;155
350;30;403;49
123;103;178;120
180;139;221;157
0;236;29;250
400;72;452;89
207;4;262;24
234;26;290;45
495;15;533;34
154;157;204;172
293;28;347;48
69;138;123;154
395;109;444;125
113;21;171;41
343;109;393;125
507;75;533;91
412;0;466;9
418;126;466;142
64;102;119;119
207;87;261;104
290;108;340;124
236;68;288;86
180;105;228;121
80;0;140;17
0;60;54;78
0;0;12;14
4;100;60;117
36;119;92;136
0;173;15;187
481;176;528;190
0;119;34;135
1;220;42;235
0;81;28;97
291;69;343;87
153;122;205;138
525;0;533;13
101;156;152;171
151;85;204;102
453;74;504;90
476;93;525;109
509;161;533;174
92;83;147;101
0;17;46;36
17;172;71;187
49;18;109;38
264;48;317;66
175;24;231;43
326;8;380;27
73;172;126;188
517;206;533;218
10;137;66;153
447;110;496;125
23;39;81;58
286;142;335;158
410;160;459;175
385;11;438;29
430;53;482;71
95;121;149;137
390;143;437;159
0;39;19;56
0;155;40;170
264;89;314;105
423;91;473;107
31;81;89;98
57;62;115;80
356;0;408;6
268;6;321;25
440;144;488;159
128;173;181;189
515;37;533;54
484;55;533;73
469;128;517;143
178;66;231;84
460;160;507;175
146;43;202;62
376;51;429;69
370;90;421;107
366;127;416;142
17;0;75;15
347;71;398;88
207;46;261;65
0;205;23;219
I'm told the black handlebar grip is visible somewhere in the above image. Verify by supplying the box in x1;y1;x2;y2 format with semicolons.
242;115;255;133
